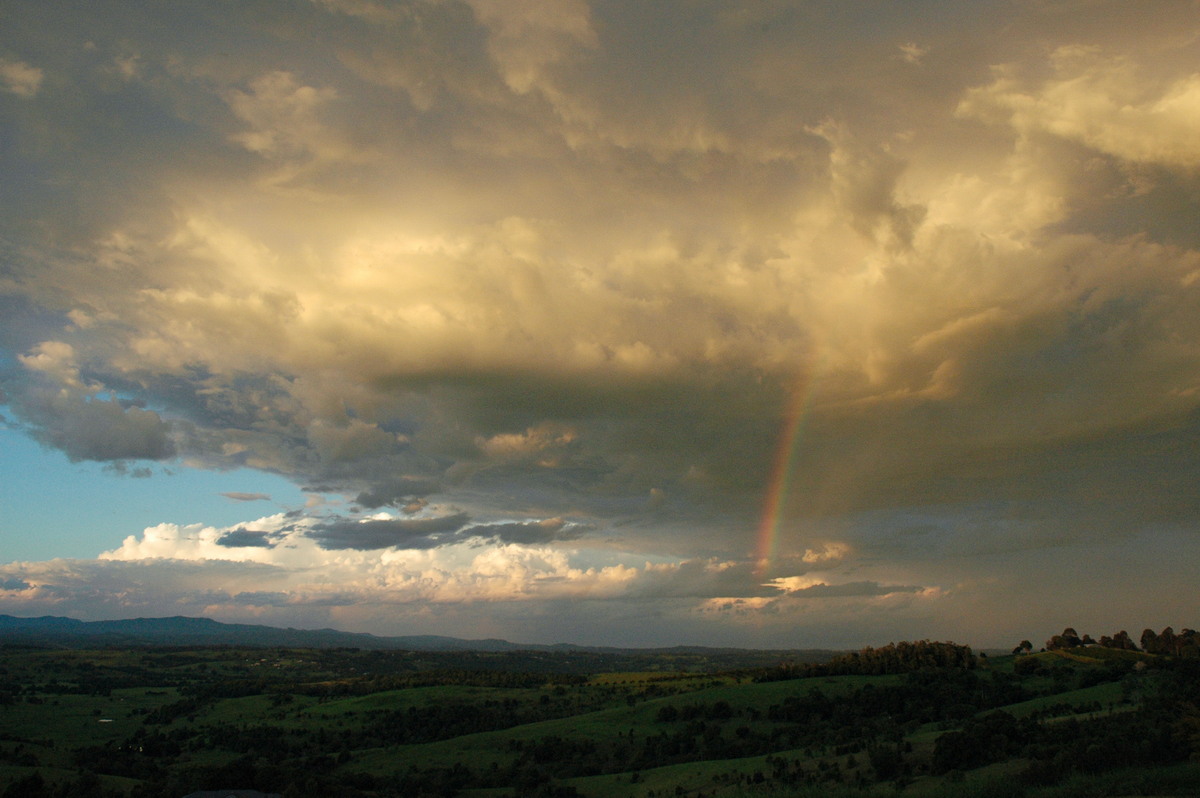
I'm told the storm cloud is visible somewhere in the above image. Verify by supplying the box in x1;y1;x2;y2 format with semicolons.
306;514;472;551
2;0;1200;647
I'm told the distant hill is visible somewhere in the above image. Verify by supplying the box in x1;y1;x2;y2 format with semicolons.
0;614;839;662
0;613;551;651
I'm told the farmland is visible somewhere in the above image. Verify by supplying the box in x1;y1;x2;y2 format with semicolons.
1;634;1198;797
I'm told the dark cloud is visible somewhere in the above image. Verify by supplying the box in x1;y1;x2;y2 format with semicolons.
786;581;923;599
354;479;440;510
102;462;156;478
231;590;291;606
306;513;471;551
462;519;586;545
215;529;277;549
20;393;175;463
623;559;779;600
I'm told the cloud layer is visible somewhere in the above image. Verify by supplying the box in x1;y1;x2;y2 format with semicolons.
2;0;1200;646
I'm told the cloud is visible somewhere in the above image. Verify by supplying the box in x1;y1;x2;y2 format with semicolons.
222;492;271;502
898;43;927;65
476;423;579;463
959;45;1200;168
465;0;597;94
2;0;1200;647
6;504;1200;648
354;479;440;510
462;518;585;545
305;513;471;550
0;57;42;97
781;580;924;599
801;542;852;565
215;529;277;549
11;341;175;462
623;559;779;600
22;394;175;462
227;71;341;160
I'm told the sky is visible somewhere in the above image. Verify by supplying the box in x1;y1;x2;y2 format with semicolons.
2;0;1200;650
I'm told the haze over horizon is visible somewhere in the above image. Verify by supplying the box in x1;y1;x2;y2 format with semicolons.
3;0;1200;650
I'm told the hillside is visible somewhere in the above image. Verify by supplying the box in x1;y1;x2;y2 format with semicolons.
1;632;1198;797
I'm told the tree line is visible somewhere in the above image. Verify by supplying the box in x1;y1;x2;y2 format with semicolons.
1024;625;1200;656
759;640;977;681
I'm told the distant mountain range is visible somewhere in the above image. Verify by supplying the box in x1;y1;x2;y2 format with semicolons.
0;614;835;659
0;614;521;651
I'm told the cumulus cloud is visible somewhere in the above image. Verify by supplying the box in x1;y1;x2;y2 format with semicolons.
0;506;934;640
7;503;1200;647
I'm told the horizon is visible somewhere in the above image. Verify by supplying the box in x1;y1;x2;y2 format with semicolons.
3;1;1200;651
3;610;1108;653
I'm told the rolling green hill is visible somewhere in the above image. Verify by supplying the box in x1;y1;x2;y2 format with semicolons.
1;633;1198;797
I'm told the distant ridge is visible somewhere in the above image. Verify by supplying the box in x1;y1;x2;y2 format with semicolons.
0;614;837;659
0;614;540;651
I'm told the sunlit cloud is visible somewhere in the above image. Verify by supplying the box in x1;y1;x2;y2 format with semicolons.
0;57;42;97
959;45;1200;168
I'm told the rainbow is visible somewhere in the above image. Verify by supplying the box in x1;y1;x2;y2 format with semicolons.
755;373;815;574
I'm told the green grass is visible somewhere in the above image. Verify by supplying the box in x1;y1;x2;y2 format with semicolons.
993;681;1129;719
0;689;165;748
565;752;780;798
347;673;909;770
1018;647;1153;666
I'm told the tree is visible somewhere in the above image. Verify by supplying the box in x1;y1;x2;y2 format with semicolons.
1112;631;1138;651
1046;628;1084;650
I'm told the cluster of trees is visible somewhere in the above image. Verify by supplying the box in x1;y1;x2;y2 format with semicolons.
931;708;1185;778
763;640;977;680
1139;627;1200;656
1028;625;1200;655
